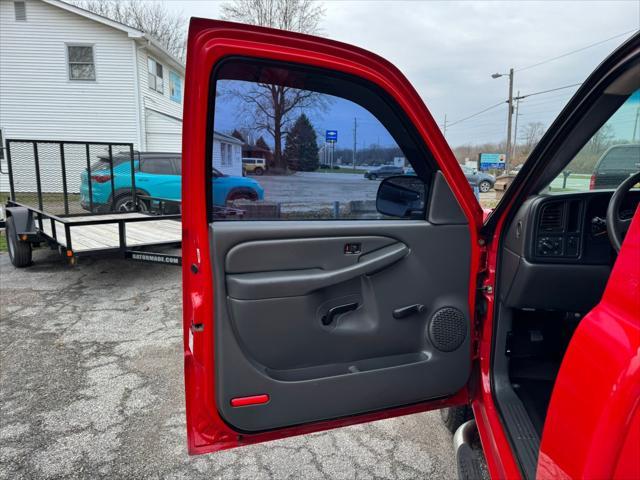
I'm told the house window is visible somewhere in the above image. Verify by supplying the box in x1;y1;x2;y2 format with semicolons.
0;128;4;161
68;45;95;81
169;71;182;103
148;57;164;93
14;1;26;21
221;143;233;167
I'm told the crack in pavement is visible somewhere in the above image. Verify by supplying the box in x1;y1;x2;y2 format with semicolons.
0;250;457;479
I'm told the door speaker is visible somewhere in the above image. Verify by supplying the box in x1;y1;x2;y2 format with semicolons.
428;307;466;352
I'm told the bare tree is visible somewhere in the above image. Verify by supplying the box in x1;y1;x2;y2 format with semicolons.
520;122;545;156
221;0;324;34
587;124;615;154
220;0;326;170
222;80;326;170
70;1;186;60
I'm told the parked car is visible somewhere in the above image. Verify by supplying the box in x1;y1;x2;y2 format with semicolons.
180;20;640;480
461;165;495;192
363;165;404;180
590;143;640;189
242;157;267;176
80;152;264;212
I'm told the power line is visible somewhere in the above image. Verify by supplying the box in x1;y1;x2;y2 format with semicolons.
445;100;506;128
516;29;638;72
447;83;581;130
515;82;583;100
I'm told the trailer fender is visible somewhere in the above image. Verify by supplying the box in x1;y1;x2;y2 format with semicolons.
5;207;36;235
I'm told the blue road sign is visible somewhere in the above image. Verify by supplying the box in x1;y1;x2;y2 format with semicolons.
325;130;338;143
479;152;506;171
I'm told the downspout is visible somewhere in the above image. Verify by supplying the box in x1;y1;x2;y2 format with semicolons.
131;39;145;151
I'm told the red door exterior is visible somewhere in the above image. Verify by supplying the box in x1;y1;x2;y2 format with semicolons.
181;19;483;455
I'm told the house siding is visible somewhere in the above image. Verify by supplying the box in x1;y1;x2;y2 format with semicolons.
0;0;139;192
145;109;182;153
136;47;183;151
213;135;243;177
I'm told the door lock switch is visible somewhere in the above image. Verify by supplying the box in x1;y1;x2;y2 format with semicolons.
344;243;361;255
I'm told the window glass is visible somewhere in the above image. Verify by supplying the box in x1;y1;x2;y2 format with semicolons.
546;89;640;192
170;71;182;103
148;57;164;93
14;1;26;21
68;45;95;81
211;60;432;221
141;158;175;174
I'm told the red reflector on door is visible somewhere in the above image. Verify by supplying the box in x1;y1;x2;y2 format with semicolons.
230;394;270;407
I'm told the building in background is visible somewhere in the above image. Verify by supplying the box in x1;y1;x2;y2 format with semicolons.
0;0;185;191
213;132;243;177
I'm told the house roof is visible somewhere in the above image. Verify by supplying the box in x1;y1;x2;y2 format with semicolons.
214;132;244;145
44;0;185;73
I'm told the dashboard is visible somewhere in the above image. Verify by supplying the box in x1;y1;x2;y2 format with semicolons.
499;190;640;312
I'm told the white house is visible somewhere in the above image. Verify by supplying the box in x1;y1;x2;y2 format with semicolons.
213;132;243;177
0;0;186;191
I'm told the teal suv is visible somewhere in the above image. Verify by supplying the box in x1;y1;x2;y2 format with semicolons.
80;152;264;212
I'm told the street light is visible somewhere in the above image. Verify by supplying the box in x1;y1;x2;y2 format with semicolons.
492;68;515;172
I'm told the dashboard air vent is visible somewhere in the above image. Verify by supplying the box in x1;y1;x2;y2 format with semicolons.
540;203;564;231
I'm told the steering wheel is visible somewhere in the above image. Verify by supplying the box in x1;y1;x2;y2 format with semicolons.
606;170;640;252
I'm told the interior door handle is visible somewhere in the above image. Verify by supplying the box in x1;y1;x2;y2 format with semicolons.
322;302;358;326
227;242;409;300
392;304;425;319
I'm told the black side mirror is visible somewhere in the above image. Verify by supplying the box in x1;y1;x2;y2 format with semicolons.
376;175;427;218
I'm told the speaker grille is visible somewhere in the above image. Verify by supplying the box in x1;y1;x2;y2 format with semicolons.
428;307;466;352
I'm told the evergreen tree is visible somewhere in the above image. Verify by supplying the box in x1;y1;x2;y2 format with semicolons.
284;114;319;171
231;129;245;143
255;136;271;152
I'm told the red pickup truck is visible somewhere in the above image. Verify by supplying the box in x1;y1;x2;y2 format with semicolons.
180;19;640;479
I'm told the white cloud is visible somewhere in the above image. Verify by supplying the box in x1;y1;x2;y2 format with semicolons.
168;0;639;145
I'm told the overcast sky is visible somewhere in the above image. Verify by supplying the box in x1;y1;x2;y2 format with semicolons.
166;1;639;147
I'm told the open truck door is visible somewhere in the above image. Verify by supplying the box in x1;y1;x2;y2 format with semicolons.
181;19;484;455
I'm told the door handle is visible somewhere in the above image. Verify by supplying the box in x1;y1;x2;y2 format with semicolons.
322;302;358;326
393;304;425;319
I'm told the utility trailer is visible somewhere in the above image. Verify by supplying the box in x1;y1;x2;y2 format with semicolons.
2;139;242;268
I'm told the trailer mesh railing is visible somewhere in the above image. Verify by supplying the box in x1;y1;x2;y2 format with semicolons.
5;140;135;216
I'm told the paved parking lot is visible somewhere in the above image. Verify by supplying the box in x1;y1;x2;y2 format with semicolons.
254;171;497;211
0;250;458;479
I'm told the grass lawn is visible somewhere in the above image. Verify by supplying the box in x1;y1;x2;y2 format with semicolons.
0;232;6;252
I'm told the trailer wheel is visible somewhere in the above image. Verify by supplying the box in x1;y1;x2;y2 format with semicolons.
6;216;32;268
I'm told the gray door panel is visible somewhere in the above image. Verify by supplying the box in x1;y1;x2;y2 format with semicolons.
211;220;472;432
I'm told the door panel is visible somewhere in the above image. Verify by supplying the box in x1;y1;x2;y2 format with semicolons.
182;19;483;454
213;219;471;432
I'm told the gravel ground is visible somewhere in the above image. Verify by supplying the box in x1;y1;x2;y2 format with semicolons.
0;248;459;479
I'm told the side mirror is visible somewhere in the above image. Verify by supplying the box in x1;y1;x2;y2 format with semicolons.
376;175;426;218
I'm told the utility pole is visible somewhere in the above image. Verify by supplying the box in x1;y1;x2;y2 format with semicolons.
442;114;448;139
506;68;514;172
492;68;515;172
512;90;521;163
352;117;358;169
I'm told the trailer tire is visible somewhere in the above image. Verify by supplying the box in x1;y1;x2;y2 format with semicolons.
6;216;32;268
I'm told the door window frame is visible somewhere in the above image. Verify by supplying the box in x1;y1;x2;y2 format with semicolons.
206;56;443;223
